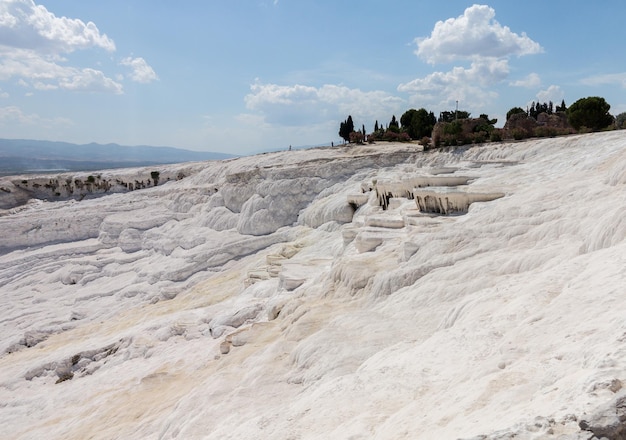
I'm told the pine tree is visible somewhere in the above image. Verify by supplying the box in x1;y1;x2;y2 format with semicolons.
567;96;613;131
374;120;379;132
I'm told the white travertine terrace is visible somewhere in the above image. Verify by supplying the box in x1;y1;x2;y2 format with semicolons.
1;132;626;439
414;187;505;215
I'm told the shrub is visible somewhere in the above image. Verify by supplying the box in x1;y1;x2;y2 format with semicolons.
151;171;160;186
382;130;410;142
442;134;457;146
386;124;400;134
512;129;527;140
534;126;557;138
490;129;503;142
349;131;365;144
472;132;487;144
442;121;462;136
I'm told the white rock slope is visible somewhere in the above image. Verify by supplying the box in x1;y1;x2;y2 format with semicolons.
1;133;626;439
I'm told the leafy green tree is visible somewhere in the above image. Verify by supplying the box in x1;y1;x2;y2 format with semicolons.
556;99;567;112
567;97;614;131
506;107;526;121
438;110;470;123
479;113;498;125
401;108;436;139
339;115;354;142
475;114;497;133
389;115;399;129
400;109;417;132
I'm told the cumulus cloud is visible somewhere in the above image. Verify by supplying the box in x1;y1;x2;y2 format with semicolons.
0;0;127;94
415;4;542;64
245;82;405;126
58;68;123;94
536;85;564;103
0;47;123;93
510;73;541;88
400;5;543;110
399;59;510;92
0;0;115;54
120;57;158;83
398;58;507;108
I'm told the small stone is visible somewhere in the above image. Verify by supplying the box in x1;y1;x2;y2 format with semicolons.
219;341;230;355
608;378;622;393
55;367;74;384
497;361;506;369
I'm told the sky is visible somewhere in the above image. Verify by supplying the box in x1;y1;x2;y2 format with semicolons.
1;0;626;155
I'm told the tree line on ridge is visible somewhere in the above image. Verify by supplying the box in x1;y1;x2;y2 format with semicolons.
339;96;622;148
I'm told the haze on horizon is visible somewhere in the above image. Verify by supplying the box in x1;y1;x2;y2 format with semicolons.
1;0;626;155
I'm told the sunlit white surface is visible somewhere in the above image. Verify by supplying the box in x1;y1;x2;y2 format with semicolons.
1;132;626;439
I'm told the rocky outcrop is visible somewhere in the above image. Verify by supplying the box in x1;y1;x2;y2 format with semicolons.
460;390;626;440
579;390;626;440
503;111;573;138
503;112;538;133
0;165;195;211
432;117;491;146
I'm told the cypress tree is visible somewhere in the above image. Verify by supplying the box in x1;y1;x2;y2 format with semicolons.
339;115;355;142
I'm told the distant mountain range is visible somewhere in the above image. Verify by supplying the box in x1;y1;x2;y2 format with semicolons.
0;139;237;176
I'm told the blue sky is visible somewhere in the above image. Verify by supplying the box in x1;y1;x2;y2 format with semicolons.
1;0;626;155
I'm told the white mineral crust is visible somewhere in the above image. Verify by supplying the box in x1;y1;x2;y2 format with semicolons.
1;133;626;439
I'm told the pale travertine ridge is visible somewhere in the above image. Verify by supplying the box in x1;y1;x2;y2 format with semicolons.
1;132;625;439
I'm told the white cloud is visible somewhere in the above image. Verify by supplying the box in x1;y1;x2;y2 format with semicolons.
510;73;541;88
398;59;507;109
0;0;115;53
0;47;123;93
0;47;67;81
0;1;135;94
399;5;543;112
415;4;542;64
581;73;626;88
244;82;405;126
0;105;72;127
32;81;57;90
58;68;123;94
120;57;158;83
536;85;564;103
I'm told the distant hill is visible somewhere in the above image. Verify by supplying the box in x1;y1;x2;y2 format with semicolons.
0;139;236;176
